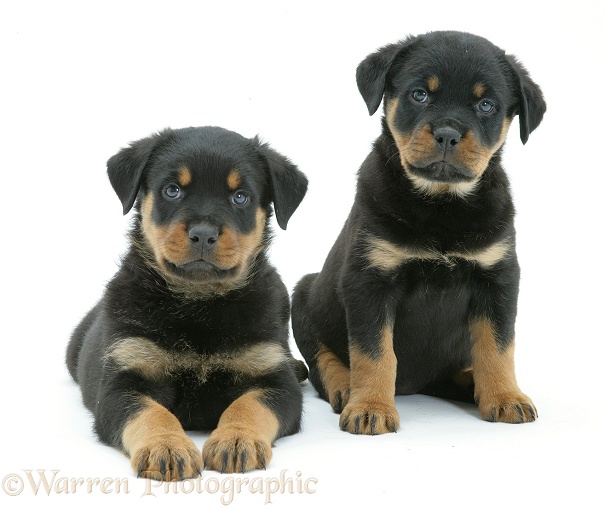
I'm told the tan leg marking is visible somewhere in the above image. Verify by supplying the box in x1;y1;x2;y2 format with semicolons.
202;389;279;473
315;344;351;413
122;396;202;481
470;319;537;423
339;324;399;434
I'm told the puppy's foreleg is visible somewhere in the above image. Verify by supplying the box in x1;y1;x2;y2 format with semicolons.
339;269;399;435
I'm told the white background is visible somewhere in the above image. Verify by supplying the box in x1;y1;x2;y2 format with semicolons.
2;0;603;506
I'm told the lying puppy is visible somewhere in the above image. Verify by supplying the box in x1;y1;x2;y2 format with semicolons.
66;126;308;479
292;31;546;434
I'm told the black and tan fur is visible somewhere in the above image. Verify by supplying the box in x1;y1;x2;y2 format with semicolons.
292;31;545;434
66;126;308;479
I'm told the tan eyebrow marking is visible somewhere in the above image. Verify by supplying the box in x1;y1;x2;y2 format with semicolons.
178;166;192;186
427;75;439;92
227;170;241;190
473;83;486;98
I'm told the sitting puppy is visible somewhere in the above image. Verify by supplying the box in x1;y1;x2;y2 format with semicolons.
66;126;308;479
292;31;546;434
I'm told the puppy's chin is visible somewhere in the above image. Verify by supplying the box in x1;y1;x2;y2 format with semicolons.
409;162;475;184
143;254;255;297
404;164;479;198
163;259;241;284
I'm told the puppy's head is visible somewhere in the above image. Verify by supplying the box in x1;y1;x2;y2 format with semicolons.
107;127;307;290
356;31;546;196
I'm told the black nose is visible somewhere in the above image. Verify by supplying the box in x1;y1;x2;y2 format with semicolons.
434;127;461;152
188;224;219;251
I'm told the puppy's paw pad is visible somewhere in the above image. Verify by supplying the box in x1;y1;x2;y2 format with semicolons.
131;433;203;481
479;392;537;423
339;402;399;435
202;425;272;474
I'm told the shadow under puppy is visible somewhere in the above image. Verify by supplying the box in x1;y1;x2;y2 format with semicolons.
292;31;546;434
66;126;308;479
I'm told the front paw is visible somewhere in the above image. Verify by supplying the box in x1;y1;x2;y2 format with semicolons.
202;425;272;474
131;433;203;481
339;401;400;435
478;391;538;423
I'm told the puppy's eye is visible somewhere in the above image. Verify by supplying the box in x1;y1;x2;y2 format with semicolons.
164;184;182;200
411;89;428;103
232;190;250;206
477;100;495;113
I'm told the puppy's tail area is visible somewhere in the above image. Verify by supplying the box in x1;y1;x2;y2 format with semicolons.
291;358;309;383
65;303;101;383
290;273;319;351
292;272;332;390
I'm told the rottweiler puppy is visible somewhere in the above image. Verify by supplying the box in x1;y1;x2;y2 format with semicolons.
66;126;308;479
292;31;546;434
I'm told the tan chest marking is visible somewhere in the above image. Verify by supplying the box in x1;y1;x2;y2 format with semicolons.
105;337;288;383
365;236;512;272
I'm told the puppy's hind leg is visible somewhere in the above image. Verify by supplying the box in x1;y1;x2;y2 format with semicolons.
291;273;351;412
314;345;351;413
65;303;101;382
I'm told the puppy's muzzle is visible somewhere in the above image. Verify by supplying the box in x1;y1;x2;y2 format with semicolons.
167;222;236;279
410;126;475;183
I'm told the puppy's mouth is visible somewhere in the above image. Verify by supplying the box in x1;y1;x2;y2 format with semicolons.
408;162;475;183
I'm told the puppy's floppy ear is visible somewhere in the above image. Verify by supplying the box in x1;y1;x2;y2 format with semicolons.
107;130;170;215
505;55;546;144
356;36;417;116
254;138;308;230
